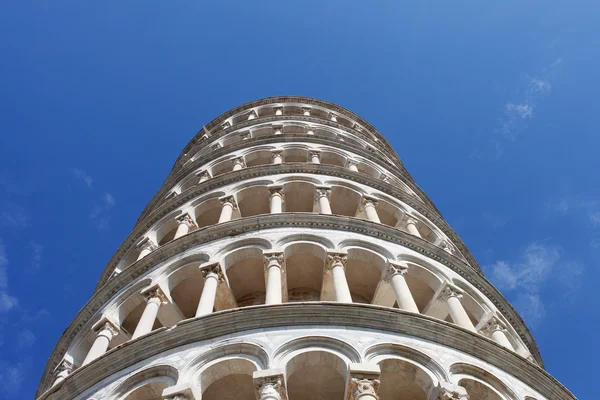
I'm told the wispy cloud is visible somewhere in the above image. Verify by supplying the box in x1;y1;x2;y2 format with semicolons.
0;242;18;314
17;329;36;350
72;168;116;230
482;212;507;229
473;58;562;160
28;242;43;271
0;203;30;229
0;361;27;395
73;168;93;188
484;242;579;326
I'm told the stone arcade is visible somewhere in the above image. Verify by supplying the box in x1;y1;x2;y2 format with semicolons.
37;97;576;400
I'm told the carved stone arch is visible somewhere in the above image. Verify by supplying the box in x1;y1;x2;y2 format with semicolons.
276;175;323;185
180;341;268;388
188;190;227;209
272;335;361;370
364;343;448;383
279;143;311;151
214;238;273;260
450;362;518;400
239;144;278;156
338;239;394;261
395;253;449;289
108;364;179;400
324;179;364;195
230;179;275;193
276;234;334;251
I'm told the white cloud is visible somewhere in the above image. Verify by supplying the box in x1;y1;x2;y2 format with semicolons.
506;103;533;119
475;58;562;159
104;193;115;207
73;168;93;188
0;204;30;228
485;242;574;327
0;361;26;395
0;242;18;314
17;329;36;350
589;212;600;226
28;242;43;271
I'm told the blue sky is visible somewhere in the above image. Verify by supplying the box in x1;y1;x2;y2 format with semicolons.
0;1;598;398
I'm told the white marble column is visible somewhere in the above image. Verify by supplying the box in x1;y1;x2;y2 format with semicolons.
481;317;514;349
274;107;283;116
196;263;224;317
253;370;287;400
440;285;476;332
347;159;359;172
196;170;211;183
384;262;419;313
218;196;237;223
327;251;352;303
81;319;119;366
231;157;245;171
132;286;167;340
136;237;157;261
173;214;195;240
269;186;284;214
271;150;284;165
52;360;74;387
247;110;257;120
310;150;321;164
330;113;338;122
404;216;422;238
362;195;381;223
264;251;284;305
316;186;332;214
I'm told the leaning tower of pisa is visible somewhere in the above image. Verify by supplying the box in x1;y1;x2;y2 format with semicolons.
37;96;576;400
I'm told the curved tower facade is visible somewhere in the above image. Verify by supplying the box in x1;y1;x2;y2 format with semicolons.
37;97;575;400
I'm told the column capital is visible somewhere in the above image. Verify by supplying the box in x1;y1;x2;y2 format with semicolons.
253;369;287;400
219;195;238;209
176;214;196;228
383;260;409;282
306;126;315;135
195;169;211;179
141;285;169;305
91;317;120;337
315;185;332;199
346;159;359;168
221;121;231;129
302;107;311;116
438;382;469;400
347;364;381;400
353;122;363;131
403;215;419;226
274;107;283;115
309;149;321;157
326;251;348;270
272;124;284;134
439;283;464;301
54;359;75;376
230;156;245;167
200;262;225;282
479;316;508;336
162;383;197;400
247;110;258;119
263;250;285;268
268;185;284;197
362;194;379;206
241;130;252;140
165;191;178;200
329;113;338;122
441;239;456;254
270;149;284;159
136;237;157;252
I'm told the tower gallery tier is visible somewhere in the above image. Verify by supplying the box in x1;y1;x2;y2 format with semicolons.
37;96;576;400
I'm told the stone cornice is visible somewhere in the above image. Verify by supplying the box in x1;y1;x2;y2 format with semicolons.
38;305;571;400
135;133;436;225
170;96;399;172
96;164;479;291
39;215;540;394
